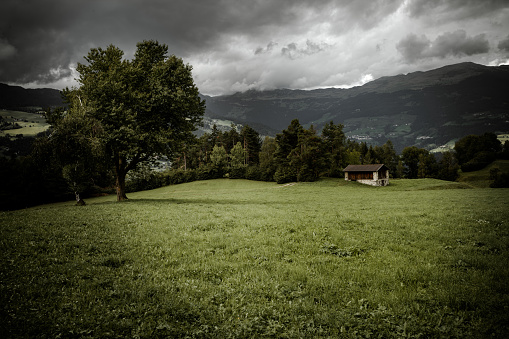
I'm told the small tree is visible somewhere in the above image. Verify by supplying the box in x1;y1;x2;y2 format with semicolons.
240;125;261;165
229;141;246;178
210;144;228;174
417;152;438;178
401;146;427;178
321;121;345;177
62;163;89;205
437;151;459;181
274;119;303;183
454;133;501;171
230;141;246;170
259;136;277;181
380;140;398;175
46;96;104;205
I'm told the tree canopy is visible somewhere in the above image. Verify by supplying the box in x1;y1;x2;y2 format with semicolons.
62;40;205;201
454;132;501;172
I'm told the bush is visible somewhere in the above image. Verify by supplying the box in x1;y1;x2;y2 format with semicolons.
161;169;197;186
274;166;296;184
126;167;163;193
245;165;264;181
490;172;509;188
460;151;496;172
327;166;344;178
196;165;222;180
229;166;246;179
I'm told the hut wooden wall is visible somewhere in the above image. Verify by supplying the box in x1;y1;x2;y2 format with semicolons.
348;172;373;180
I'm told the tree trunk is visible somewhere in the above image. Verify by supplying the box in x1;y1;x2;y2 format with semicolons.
116;171;128;201
75;192;86;206
115;155;129;201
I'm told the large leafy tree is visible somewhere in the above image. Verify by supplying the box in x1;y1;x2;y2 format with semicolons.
68;40;205;200
454;132;501;171
401;146;438;179
401;146;427;179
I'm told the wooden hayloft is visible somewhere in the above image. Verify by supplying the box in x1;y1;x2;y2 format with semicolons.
344;164;389;186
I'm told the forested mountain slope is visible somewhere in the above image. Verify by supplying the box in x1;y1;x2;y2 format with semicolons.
2;62;508;152
202;62;509;151
0;83;64;110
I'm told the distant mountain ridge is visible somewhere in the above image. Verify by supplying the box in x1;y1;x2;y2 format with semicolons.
2;62;508;151
202;62;509;151
0;83;64;110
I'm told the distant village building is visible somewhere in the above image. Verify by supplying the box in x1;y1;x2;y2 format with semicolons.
344;164;389;186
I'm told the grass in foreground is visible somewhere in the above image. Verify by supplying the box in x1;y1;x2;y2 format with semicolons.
1;178;508;338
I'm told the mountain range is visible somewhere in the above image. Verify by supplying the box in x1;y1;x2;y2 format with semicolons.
1;62;508;152
0;83;64;110
202;62;509;151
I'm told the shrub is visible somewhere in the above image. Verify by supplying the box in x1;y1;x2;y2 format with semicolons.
245;165;264;181
229;166;246;179
460;151;496;172
490;172;509;188
274;166;296;184
126;167;163;193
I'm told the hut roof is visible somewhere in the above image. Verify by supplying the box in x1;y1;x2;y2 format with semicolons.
343;164;388;172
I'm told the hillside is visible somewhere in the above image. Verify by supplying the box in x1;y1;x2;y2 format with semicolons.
457;159;509;188
2;62;509;151
0;83;64;110
203;62;509;151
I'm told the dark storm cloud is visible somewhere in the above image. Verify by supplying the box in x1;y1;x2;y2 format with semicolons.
255;42;278;55
395;34;431;63
0;0;343;84
432;31;489;57
0;0;78;83
498;35;509;52
397;30;490;63
0;0;507;93
406;0;509;21
0;0;233;84
281;40;332;59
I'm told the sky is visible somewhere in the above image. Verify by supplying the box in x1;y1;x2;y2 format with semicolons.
1;0;508;96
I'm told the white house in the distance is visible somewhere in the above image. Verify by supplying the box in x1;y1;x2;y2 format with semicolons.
344;164;389;186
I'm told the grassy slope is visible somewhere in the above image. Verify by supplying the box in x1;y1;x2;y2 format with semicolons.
1;178;508;338
458;160;509;188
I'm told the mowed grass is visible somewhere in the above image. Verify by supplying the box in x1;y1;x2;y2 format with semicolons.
1;178;508;338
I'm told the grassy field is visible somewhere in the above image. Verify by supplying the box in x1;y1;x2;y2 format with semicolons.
1;178;508;338
0;110;49;137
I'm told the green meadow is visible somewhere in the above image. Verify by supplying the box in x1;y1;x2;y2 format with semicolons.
1;178;508;338
0;110;49;137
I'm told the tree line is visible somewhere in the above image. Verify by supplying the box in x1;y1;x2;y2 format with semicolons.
162;120;507;187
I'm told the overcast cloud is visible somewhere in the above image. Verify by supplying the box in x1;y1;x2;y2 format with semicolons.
0;0;508;95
